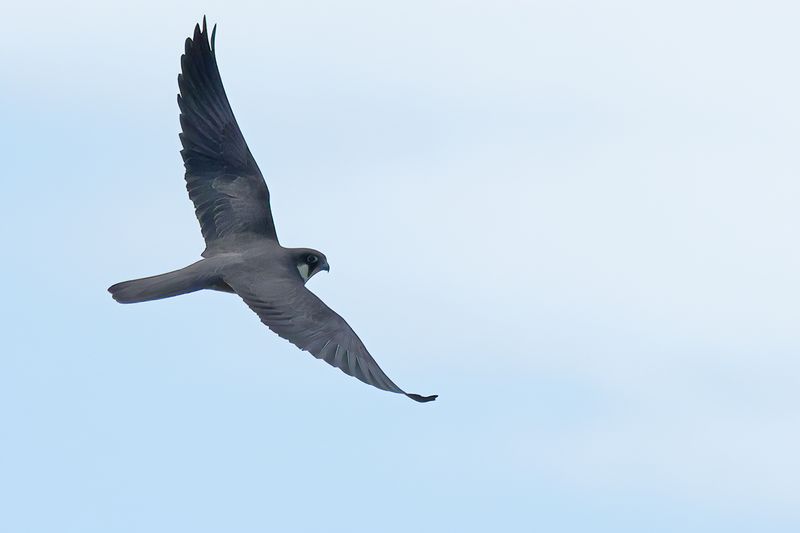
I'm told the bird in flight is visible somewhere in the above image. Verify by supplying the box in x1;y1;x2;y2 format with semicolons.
109;18;437;403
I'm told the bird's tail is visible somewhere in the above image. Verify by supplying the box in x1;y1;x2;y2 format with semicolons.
108;261;216;304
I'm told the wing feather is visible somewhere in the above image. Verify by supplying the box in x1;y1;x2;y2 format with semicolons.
224;273;437;402
178;18;278;249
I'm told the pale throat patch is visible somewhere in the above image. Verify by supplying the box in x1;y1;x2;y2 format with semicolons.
297;263;310;282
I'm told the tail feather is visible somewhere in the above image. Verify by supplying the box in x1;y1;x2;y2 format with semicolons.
108;262;214;304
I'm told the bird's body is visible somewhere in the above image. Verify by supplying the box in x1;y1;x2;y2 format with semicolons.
110;242;313;303
108;18;436;403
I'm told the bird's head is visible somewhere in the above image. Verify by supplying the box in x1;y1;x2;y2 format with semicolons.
293;248;330;283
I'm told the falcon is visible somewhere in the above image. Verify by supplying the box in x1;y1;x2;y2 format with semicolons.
108;18;437;403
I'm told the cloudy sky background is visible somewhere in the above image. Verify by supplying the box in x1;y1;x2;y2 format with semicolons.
2;1;799;531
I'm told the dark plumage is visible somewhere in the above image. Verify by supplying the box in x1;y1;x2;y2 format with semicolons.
108;18;437;403
177;20;277;251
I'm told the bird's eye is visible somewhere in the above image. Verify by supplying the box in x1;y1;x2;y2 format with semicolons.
306;255;318;264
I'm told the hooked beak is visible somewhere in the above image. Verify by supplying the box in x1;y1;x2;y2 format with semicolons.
299;261;330;283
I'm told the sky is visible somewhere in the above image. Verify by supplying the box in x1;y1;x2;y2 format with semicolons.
2;1;799;531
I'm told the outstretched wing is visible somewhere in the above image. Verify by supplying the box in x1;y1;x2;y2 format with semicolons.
178;18;278;250
224;272;437;403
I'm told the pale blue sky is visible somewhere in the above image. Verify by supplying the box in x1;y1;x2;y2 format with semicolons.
2;1;799;531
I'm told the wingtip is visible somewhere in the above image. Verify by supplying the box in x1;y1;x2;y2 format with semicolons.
406;393;438;403
192;16;217;53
